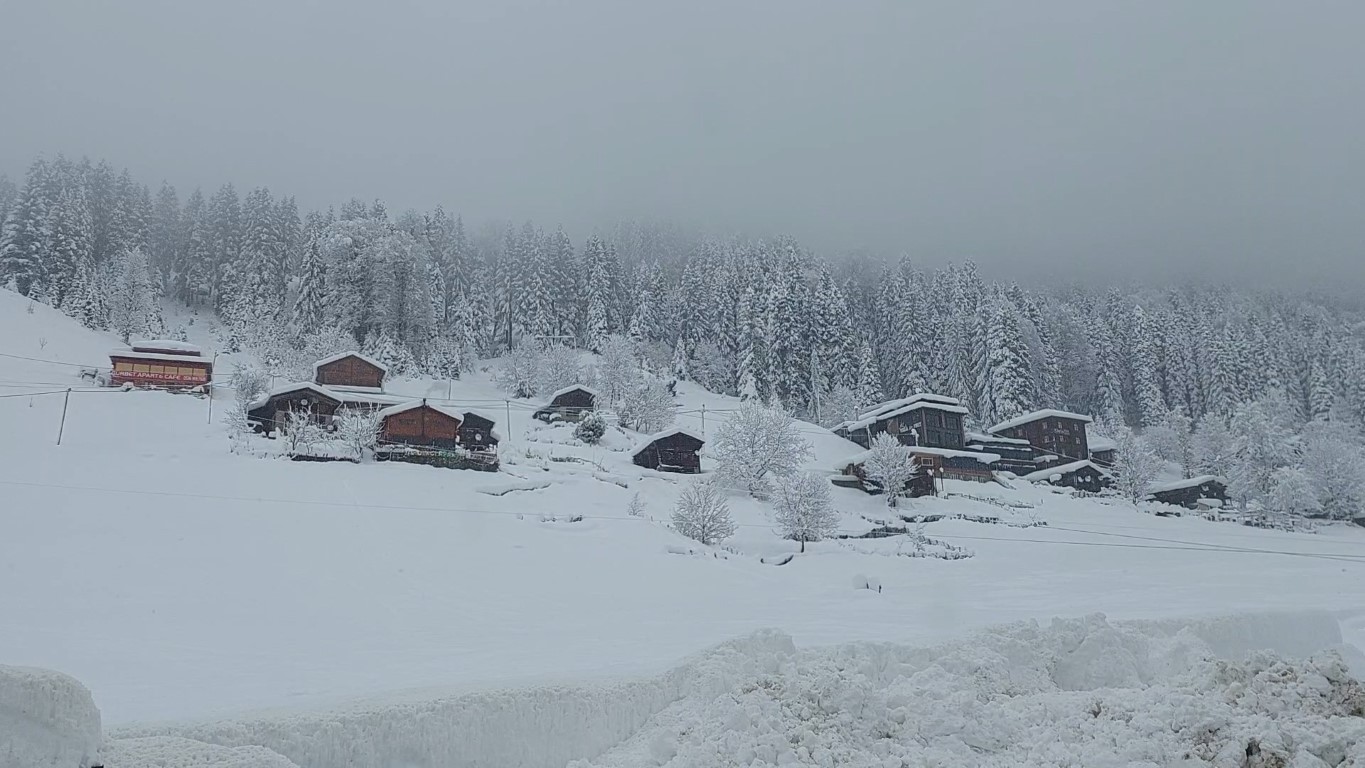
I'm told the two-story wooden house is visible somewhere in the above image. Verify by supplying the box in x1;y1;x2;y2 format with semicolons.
986;409;1093;468
833;393;968;450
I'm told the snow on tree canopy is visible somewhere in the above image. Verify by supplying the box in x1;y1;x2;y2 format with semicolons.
987;408;1094;434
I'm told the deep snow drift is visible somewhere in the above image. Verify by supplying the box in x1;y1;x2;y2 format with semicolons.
103;612;1363;768
0;665;101;768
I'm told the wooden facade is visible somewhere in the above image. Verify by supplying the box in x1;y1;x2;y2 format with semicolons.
836;394;968;450
965;434;1035;474
459;411;500;450
988;410;1093;466
1023;460;1110;493
1148;476;1228;509
379;402;462;449
834;456;936;498
313;352;387;390
913;451;995;483
109;342;212;389
533;386;598;422
246;385;342;433
632;429;704;473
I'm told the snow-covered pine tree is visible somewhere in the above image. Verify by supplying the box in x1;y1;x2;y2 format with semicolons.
1129;304;1166;426
581;235;613;352
105;247;160;342
291;235;327;337
148;183;181;291
46;185;94;312
0;158;55;297
978;292;1034;426
208;183;243;312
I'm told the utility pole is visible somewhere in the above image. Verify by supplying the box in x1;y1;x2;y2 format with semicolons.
504;399;512;444
207;352;220;424
700;404;706;436
57;388;72;445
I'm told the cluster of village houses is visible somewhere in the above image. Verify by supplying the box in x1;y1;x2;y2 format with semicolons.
106;343;1227;509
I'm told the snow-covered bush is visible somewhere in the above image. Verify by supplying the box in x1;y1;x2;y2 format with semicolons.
626;492;646;517
712;401;811;497
1267;465;1321;517
774;472;838;551
336;409;382;460
1226;393;1299;508
617;378;673;433
1144;407;1195;478
535;344;583;399
862;433;912;507
229;363;269;414
815;384;862;429
1110;426;1162;505
672;479;736;545
496;343;540;398
1299;420;1365;520
574;411;608;444
280;410;325;457
592;335;640;405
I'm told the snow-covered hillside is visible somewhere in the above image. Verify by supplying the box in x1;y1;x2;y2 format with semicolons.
2;287;1365;766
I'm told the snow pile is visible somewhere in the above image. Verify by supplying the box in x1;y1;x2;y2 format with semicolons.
0;664;102;768
102;736;299;768
574;613;1365;768
112;631;796;768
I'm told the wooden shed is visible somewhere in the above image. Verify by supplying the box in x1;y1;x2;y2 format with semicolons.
109;340;213;389
1022;460;1111;493
533;385;599;422
1147;475;1228;509
378;400;463;449
459;411;501;451
313;351;387;390
246;383;342;433
632;428;704;473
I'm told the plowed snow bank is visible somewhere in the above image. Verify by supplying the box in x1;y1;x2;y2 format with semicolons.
105;610;1360;768
0;664;101;768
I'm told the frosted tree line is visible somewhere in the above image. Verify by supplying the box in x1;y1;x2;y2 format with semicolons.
4;154;1365;438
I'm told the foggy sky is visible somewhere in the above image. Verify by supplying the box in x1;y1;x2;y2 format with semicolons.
3;1;1363;289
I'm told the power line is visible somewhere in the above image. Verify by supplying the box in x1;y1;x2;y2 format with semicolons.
0;350;107;369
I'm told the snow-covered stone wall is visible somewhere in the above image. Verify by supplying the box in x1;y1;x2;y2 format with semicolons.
0;665;102;768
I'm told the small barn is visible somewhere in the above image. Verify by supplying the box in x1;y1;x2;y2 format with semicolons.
313;351;387;391
246;383;342;433
533;385;599;422
1147;475;1228;509
109;340;213;389
1022;460;1110;493
632;428;704;473
459;410;501;451
377;400;463;449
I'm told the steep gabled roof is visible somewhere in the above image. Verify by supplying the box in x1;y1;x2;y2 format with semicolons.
547;384;599;401
311;351;388;374
832;445;998;472
631;427;705;458
376;400;466;422
246;382;342;411
1147;475;1225;495
987;409;1094;435
838;394;969;432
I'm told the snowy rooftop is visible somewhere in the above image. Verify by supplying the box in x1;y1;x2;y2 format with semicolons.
966;431;1031;446
376;400;467;421
1021;460;1108;482
832;445;998;471
854;393;961;422
130;339;203;356
545;384;600;403
987;409;1094;435
632;427;705;457
247;382;342;410
311;351;388;373
1087;433;1118;452
839;397;969;432
111;348;215;365
1147;475;1225;495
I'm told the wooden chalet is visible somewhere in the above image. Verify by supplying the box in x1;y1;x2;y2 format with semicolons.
1022;460;1110;493
109;340;212;389
377;400;463;449
533;385;599;422
965;432;1035;474
987;409;1094;467
313;351;387;391
1147;475;1228;510
1088;432;1117;469
911;446;999;483
632;428;704;473
246;383;342;433
833;393;968;450
832;451;936;498
459;410;501;451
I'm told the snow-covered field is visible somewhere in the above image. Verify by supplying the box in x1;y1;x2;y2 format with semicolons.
3;289;1365;766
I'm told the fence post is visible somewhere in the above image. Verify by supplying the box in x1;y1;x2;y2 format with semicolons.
57;388;72;445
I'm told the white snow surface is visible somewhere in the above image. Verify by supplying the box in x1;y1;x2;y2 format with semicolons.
130;339;204;354
987;408;1095;434
3;288;1365;749
1021;459;1110;482
1149;474;1227;494
101;737;300;768
0;664;101;768
104;612;1364;768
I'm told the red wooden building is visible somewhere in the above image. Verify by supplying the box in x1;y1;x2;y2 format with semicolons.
313;351;387;390
377;400;464;449
109;340;212;388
